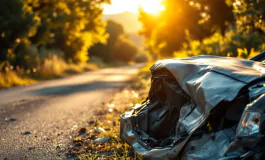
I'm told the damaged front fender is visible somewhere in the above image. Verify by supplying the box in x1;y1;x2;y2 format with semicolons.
120;56;265;160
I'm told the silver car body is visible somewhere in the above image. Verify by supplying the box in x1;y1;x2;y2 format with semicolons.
120;56;265;160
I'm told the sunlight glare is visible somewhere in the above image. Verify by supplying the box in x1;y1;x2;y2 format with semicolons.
103;0;164;14
138;0;165;14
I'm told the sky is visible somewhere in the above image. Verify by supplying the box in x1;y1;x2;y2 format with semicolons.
103;0;164;15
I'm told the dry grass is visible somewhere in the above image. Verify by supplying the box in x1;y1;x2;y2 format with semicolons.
0;54;138;89
0;64;36;89
34;55;99;80
65;64;152;160
0;71;36;89
0;55;100;89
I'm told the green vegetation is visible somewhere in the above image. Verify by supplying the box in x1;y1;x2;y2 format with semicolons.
139;0;265;59
0;55;99;89
0;0;140;89
0;0;110;65
0;66;36;89
0;0;110;88
89;20;138;63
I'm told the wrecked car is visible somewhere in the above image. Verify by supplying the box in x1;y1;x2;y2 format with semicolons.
120;54;265;160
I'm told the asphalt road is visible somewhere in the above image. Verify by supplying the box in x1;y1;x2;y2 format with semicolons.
0;64;143;160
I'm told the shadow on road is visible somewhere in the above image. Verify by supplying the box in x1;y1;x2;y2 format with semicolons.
0;80;128;125
27;81;128;96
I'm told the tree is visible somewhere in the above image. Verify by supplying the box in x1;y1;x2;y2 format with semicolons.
195;0;234;35
0;0;110;69
114;36;138;62
0;0;40;67
170;0;265;59
28;0;110;63
106;20;124;44
226;0;265;54
90;20;138;62
139;0;234;58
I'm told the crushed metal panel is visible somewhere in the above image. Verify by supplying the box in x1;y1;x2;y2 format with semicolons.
185;71;245;112
120;55;265;160
151;57;248;113
181;126;236;160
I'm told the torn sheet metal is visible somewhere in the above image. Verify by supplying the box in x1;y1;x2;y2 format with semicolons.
120;55;265;160
151;56;265;112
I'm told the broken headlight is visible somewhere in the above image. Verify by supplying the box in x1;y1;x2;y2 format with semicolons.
236;110;262;137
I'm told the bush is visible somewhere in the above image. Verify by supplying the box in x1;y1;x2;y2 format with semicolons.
0;47;101;88
88;56;106;68
114;36;138;62
134;50;150;63
0;62;36;88
34;54;67;79
89;20;139;63
174;31;265;59
33;54;99;80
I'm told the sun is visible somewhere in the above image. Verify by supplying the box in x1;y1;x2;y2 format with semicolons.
138;0;165;14
103;0;164;15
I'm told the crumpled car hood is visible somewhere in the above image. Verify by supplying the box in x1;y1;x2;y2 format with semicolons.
120;55;265;160
151;55;265;113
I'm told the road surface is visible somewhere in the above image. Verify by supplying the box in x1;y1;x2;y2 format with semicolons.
0;65;143;160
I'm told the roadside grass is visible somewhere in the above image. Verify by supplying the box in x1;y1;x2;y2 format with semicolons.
0;62;99;89
65;64;152;160
33;56;99;80
0;70;36;89
0;55;136;89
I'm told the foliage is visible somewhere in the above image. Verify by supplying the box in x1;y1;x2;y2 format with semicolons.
114;35;138;62
227;0;265;54
0;49;99;89
134;50;150;63
34;56;99;79
173;31;263;59
195;0;234;34
139;0;232;58
227;0;265;34
0;0;40;67
90;20;138;63
0;0;110;70
139;0;265;58
0;62;36;89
